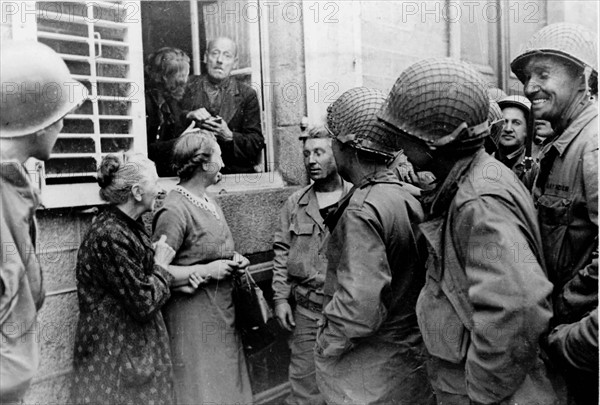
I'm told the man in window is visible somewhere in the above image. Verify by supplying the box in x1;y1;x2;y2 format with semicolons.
272;126;351;405
183;37;264;174
145;47;191;177
511;22;598;405
0;41;87;403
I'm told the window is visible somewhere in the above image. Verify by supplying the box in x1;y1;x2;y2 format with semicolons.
3;0;278;208
3;1;146;207
141;1;278;187
457;0;547;94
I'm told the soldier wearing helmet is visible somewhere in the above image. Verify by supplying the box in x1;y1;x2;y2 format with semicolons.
512;23;599;404
0;41;87;402
378;58;557;405
314;87;433;405
494;95;538;189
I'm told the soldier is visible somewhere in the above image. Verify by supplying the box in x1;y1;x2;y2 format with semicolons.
495;95;539;189
0;41;87;403
511;22;598;404
272;126;351;405
378;58;557;405
315;87;433;405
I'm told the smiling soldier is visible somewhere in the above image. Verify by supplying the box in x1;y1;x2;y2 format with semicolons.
511;22;598;405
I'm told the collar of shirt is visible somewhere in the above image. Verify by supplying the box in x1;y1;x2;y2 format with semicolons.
551;102;598;158
0;161;40;206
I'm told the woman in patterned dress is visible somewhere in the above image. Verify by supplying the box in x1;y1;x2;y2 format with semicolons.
152;130;253;404
71;153;190;404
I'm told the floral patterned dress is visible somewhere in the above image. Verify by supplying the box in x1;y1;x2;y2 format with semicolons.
71;206;174;405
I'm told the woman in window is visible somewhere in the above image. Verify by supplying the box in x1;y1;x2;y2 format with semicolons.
71;153;182;404
152;129;253;404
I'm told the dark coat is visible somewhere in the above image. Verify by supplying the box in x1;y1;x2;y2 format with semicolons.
71;206;174;405
182;75;264;173
145;89;187;177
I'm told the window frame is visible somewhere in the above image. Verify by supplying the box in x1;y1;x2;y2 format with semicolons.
5;0;278;209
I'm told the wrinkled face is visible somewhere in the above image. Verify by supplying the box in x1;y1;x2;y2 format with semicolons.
203;143;224;184
33;118;63;161
499;107;528;150
204;38;237;83
163;65;190;100
522;55;583;123
138;166;162;212
534;119;554;138
303;138;337;182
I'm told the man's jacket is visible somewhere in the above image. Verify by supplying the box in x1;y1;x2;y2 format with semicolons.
183;75;264;173
0;162;45;399
416;150;557;404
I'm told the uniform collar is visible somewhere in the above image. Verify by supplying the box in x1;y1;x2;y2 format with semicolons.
550;102;598;158
1;161;40;205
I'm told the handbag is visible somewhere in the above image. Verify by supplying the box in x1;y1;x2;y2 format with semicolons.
232;268;275;353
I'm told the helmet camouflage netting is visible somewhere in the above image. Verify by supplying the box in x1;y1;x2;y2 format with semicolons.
326;87;400;159
378;58;490;149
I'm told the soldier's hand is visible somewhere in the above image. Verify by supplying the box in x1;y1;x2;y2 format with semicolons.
275;302;295;331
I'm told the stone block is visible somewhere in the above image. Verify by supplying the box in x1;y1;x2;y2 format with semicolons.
35;293;79;381
41;247;78;293
25;372;72;405
273;127;306;186
216;187;298;255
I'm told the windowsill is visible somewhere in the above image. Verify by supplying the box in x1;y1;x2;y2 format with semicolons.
38;171;287;209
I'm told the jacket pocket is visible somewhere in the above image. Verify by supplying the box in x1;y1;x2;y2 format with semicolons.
537;195;572;281
416;262;470;364
537;195;572;226
287;222;316;279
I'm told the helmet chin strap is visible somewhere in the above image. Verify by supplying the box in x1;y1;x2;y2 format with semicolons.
583;65;594;96
425;121;490;149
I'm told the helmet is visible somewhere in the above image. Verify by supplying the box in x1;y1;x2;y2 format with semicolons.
378;58;489;149
1;41;88;138
497;95;531;119
326;87;399;159
511;23;598;83
487;87;508;103
487;100;504;149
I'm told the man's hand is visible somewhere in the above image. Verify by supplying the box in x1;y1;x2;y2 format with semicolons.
201;116;233;142
186;107;212;122
275;302;295;331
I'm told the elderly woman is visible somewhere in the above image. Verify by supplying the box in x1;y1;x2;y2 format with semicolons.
145;47;191;176
152;129;253;404
71;153;180;404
